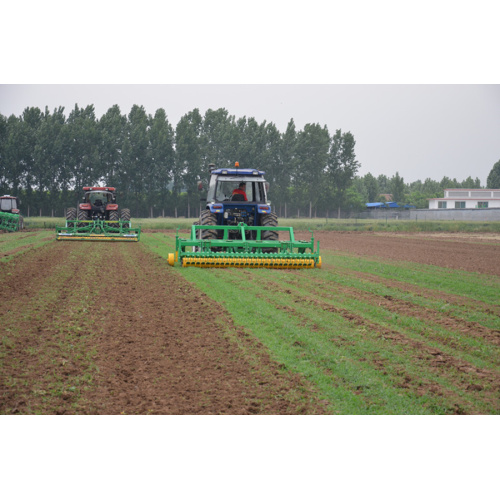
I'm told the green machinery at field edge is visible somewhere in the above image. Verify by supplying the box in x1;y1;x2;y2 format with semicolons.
0;211;22;232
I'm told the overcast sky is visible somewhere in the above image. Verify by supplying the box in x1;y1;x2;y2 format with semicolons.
2;84;498;185
2;2;499;185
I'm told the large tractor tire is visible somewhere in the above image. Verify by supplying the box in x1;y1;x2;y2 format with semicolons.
261;212;279;253
196;209;218;252
198;209;218;240
120;208;131;228
108;209;119;228
77;209;89;227
66;207;77;221
66;207;77;228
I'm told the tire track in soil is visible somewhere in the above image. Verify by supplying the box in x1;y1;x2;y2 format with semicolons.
77;243;329;415
324;265;500;318
287;269;500;348
302;231;500;276
231;269;500;413
0;240;78;301
0;236;54;260
0;241;109;414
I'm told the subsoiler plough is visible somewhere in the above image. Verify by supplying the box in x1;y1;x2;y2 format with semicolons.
56;219;141;241
168;223;321;269
0;212;22;232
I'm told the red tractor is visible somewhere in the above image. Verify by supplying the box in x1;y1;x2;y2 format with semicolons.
66;187;131;226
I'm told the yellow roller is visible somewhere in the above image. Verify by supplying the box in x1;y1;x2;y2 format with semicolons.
180;256;316;269
56;234;139;242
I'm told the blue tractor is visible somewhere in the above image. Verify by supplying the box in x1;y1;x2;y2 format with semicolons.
197;162;278;245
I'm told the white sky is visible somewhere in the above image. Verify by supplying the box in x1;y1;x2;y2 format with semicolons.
1;84;499;185
1;1;499;187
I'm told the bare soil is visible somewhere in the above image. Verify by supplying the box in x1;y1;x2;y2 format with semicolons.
305;230;500;276
0;240;327;415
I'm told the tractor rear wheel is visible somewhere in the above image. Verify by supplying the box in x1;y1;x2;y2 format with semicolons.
196;209;218;252
108;210;119;228
77;209;89;227
199;210;218;240
261;212;279;253
66;207;77;221
120;208;131;228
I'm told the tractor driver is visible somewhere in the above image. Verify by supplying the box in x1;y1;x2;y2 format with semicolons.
232;182;248;201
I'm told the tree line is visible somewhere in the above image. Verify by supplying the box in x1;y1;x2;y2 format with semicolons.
0;104;493;218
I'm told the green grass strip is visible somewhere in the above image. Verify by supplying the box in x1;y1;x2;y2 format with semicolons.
327;253;500;305
0;230;55;261
225;267;499;414
141;234;497;414
24;216;500;233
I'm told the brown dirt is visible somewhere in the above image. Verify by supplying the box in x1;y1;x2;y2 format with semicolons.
0;240;328;415
302;231;500;276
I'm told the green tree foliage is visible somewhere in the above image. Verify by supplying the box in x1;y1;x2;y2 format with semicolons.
363;172;379;203
326;129;360;217
294;123;330;216
175;108;203;217
200;108;238;168
0;104;489;218
486;159;500;188
377;174;390;194
0;113;8;192
149;108;175;216
99;104;127;188
389;171;406;204
67;104;100;193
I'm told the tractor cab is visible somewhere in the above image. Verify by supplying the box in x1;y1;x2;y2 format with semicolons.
0;196;20;214
85;190;114;209
80;187;118;219
207;172;269;204
205;168;272;228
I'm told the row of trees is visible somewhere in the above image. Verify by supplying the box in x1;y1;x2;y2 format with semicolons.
0;105;360;218
1;104;497;218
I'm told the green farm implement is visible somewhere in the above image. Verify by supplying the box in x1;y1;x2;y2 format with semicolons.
168;223;321;268
0;211;22;232
0;195;24;232
56;219;141;242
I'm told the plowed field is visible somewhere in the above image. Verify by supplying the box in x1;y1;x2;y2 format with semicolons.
1;229;499;414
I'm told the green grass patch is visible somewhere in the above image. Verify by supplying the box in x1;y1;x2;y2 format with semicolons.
24;216;500;233
329;253;500;305
141;232;500;415
0;230;55;261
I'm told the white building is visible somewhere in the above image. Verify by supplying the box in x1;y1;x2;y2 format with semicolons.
428;189;500;209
